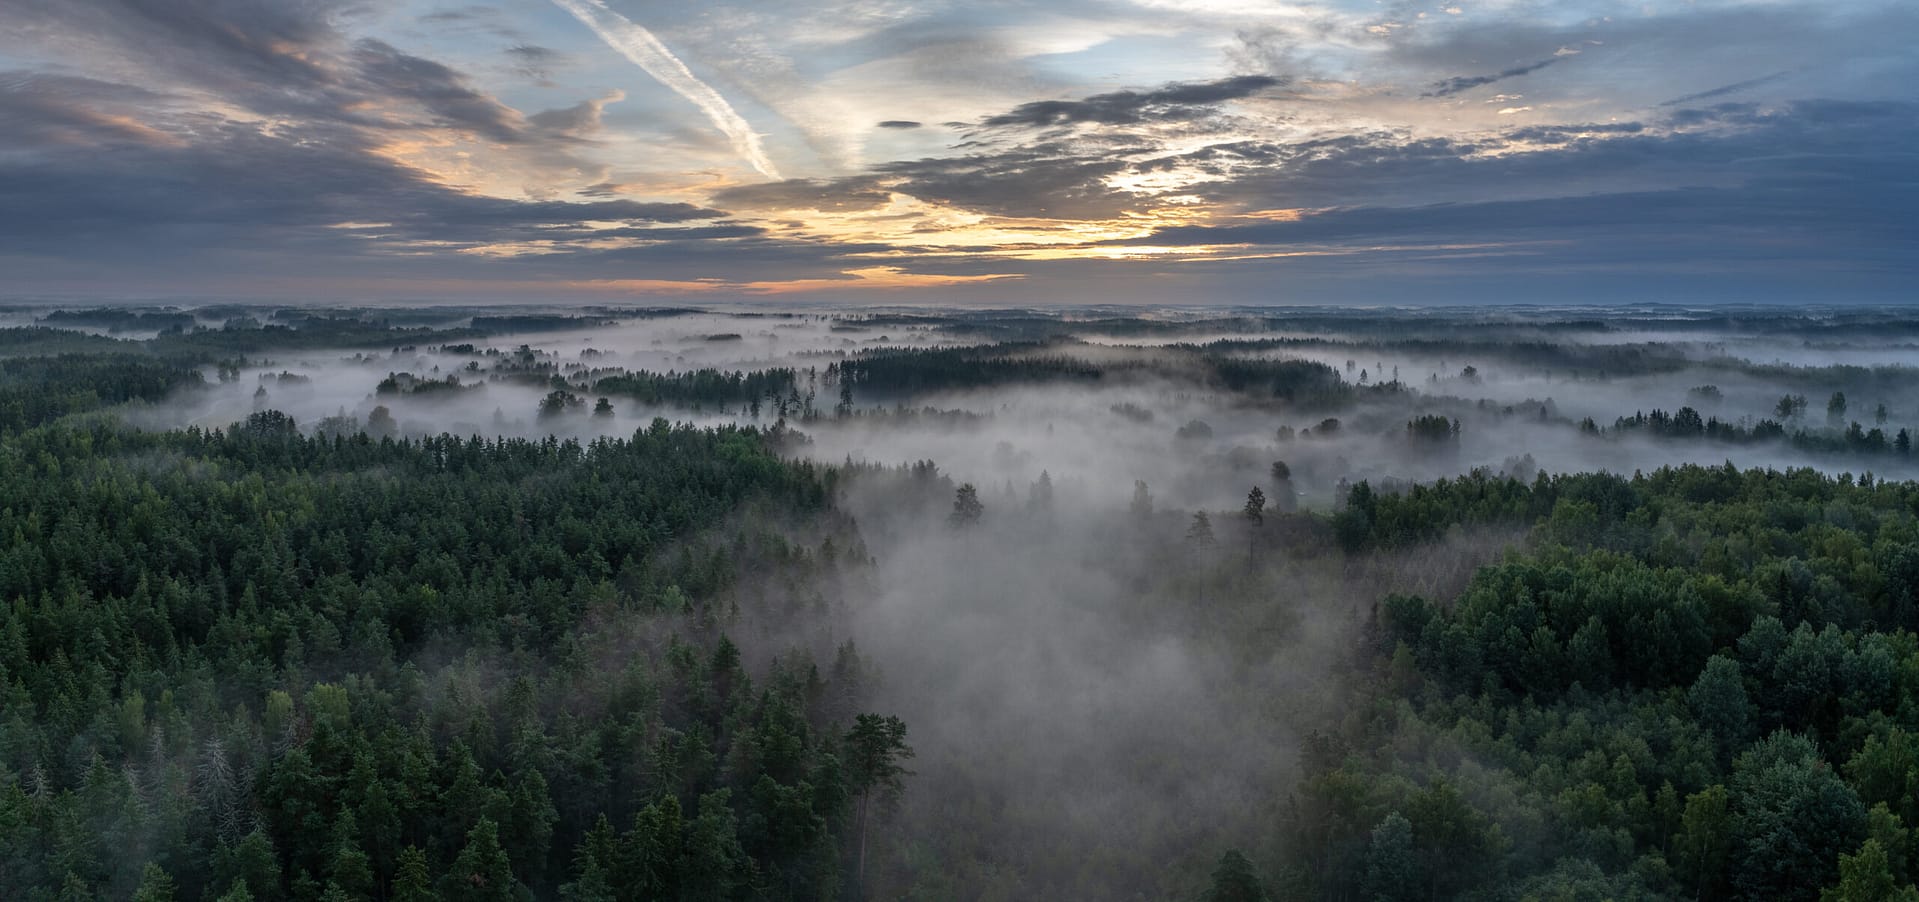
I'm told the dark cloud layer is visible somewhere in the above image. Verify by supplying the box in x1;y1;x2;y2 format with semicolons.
1105;100;1919;280
1424;56;1563;97
1659;71;1792;107
979;75;1282;128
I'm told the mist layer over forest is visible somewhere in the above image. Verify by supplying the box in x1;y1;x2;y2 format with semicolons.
4;303;1919;900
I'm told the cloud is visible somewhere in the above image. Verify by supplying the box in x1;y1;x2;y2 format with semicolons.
506;44;565;83
528;91;624;141
0;74;735;258
549;0;781;179
1100;100;1919;277
713;177;894;212
351;39;527;143
1424;56;1564;97
873;142;1146;219
1659;71;1793;107
3;0;1916;302
0;72;183;148
979;75;1284;129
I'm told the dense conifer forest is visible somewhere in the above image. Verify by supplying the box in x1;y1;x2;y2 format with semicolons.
1;305;1917;900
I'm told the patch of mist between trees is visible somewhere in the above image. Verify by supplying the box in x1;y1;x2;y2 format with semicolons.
135;365;1919;520
114;312;1919;509
1222;341;1919;437
782;378;1919;521
114;314;968;436
815;466;1527;896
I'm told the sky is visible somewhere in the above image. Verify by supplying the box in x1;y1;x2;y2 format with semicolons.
0;0;1914;305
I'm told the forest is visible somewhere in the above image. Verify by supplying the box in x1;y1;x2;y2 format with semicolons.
0;303;1917;900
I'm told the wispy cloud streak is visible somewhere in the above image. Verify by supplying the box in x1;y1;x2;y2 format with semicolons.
1659;71;1791;107
550;0;780;179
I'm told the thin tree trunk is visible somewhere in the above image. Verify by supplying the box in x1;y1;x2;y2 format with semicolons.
857;791;870;899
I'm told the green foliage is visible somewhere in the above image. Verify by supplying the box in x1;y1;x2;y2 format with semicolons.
1728;731;1867;900
0;413;898;900
1360;813;1416;902
0;353;203;433
1823;839;1919;902
1294;462;1919;899
1200;850;1269;902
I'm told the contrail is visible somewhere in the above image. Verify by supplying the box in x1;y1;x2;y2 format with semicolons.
550;0;781;179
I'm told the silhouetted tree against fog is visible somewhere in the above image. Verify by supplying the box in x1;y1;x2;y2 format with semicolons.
1830;391;1850;427
1131;480;1154;520
845;715;913;897
1186;511;1215;552
366;404;398;438
1028;470;1054;512
1243;486;1266;561
1270;461;1297;513
950;483;984;528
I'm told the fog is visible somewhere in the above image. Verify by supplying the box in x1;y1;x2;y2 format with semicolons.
23;302;1919;895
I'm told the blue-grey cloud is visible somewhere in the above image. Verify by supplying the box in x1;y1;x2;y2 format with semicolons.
506;44;565;83
1659;71;1793;107
1424;57;1564;98
1102;101;1919;282
713;178;894;212
979;75;1283;129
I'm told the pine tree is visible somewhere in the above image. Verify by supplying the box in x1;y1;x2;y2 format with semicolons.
132;863;176;902
392;845;438;902
950;484;983;528
1186;511;1215;549
326;808;375;900
1028;470;1054;512
1201;849;1269;902
1131;480;1154;519
845;714;914;893
1243;486;1266;560
443;818;525;902
215;882;255;902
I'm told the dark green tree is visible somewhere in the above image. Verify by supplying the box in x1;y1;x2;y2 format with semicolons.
1200;849;1269;902
1689;655;1756;759
844;714;913;894
132;863;176;902
1360;812;1417;902
442;818;528;902
1730;732;1868;901
391;846;437;902
1822;839;1919;902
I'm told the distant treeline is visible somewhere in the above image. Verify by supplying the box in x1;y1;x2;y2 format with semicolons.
591;368;802;413
1604;407;1911;456
468;314;614;333
827;340;1387;408
0;351;204;433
